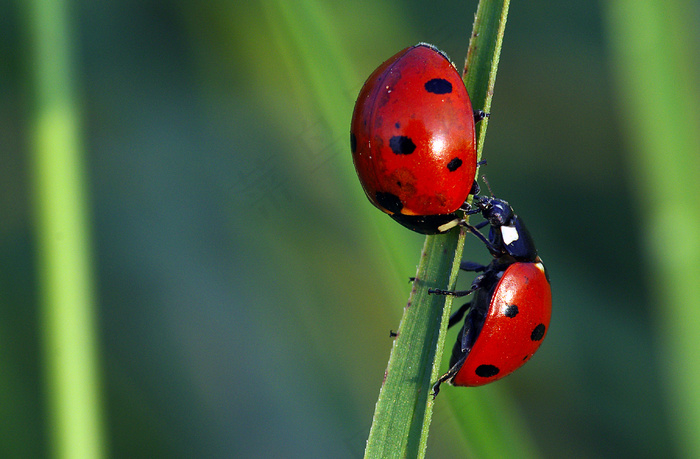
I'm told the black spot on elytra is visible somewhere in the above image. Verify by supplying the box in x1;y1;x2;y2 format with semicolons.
350;132;357;153
531;324;546;341
395;122;401;129
504;304;519;318
475;364;500;378
389;136;416;155
425;78;452;94
375;192;404;214
446;157;463;172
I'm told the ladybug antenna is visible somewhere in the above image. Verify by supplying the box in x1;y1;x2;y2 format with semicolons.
481;175;496;197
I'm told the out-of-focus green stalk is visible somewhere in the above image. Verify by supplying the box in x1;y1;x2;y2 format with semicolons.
26;0;107;457
603;2;700;457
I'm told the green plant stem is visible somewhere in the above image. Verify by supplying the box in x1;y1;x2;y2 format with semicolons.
364;1;510;457
463;0;510;149
364;232;466;458
26;0;107;457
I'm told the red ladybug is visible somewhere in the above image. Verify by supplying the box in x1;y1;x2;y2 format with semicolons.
350;43;481;234
430;195;552;393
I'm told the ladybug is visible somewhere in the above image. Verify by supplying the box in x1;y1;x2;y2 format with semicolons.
350;43;483;234
430;195;552;394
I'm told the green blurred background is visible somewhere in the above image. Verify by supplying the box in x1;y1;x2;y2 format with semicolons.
3;0;700;457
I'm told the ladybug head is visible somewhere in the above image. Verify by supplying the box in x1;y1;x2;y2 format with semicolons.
473;196;514;228
469;195;539;262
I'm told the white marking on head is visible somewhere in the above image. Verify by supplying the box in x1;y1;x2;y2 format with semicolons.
501;225;519;245
535;262;545;274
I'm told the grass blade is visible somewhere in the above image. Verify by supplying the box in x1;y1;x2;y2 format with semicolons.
364;1;512;457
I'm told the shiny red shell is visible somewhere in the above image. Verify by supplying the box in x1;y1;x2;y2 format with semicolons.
350;43;477;219
453;261;552;387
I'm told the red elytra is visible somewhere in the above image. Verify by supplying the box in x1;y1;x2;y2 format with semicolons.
350;43;478;234
452;261;552;386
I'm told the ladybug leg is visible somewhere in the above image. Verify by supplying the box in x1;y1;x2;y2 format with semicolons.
432;305;485;398
459;305;486;353
432;356;464;398
463;222;501;256
459;178;486;212
442;264;486;325
460;203;481;215
469;180;481;196
473;110;489;123
428;285;476;297
472;220;490;230
448;301;470;328
460;261;487;272
459;186;486;213
429;271;485;297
